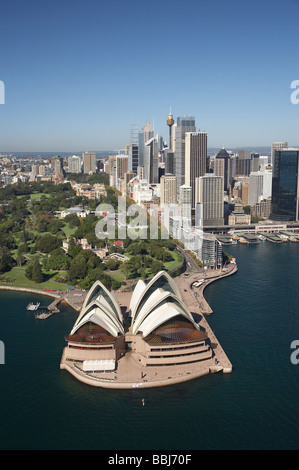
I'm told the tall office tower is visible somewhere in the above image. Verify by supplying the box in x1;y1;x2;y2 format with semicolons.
174;116;196;190
241;181;249;205
271;141;288;166
195;174;224;227
248;171;272;206
167;110;174;150
108;155;117;176
50;156;64;179
160;174;177;205
185;131;207;209
164;150;175;175
214;148;231;193
116;155;128;180
68;155;82;173
82;152;96;174
128;143;139;174
270;148;299;221
250;153;260;173
144;135;159;184
137;119;154;168
179;184;192;226
235;150;251;176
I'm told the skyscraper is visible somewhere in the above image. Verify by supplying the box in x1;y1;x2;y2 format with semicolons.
144;136;159;184
214;148;231;192
82;152;96;174
248;171;272;206
128;143;139;174
185;131;207;209
50;156;64;179
160;174;177;205
68;155;82;173
195;174;224;227
270;148;299;221
271;141;288;167
174;116;196;190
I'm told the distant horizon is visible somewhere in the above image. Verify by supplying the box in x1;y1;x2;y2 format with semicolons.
0;145;279;156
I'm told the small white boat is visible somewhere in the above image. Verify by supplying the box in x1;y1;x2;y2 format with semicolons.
26;302;40;311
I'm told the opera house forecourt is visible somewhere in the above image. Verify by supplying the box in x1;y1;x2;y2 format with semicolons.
60;271;233;388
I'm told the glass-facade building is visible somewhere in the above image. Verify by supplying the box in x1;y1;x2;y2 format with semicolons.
271;149;299;221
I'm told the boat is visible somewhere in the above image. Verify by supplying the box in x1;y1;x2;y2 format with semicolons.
35;310;53;320
26;302;40;311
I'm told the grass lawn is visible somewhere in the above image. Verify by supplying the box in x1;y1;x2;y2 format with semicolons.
108;270;126;283
16;193;51;200
0;267;69;291
164;249;183;271
62;222;77;238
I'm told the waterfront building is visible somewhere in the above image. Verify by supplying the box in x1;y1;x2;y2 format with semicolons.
270;148;299;221
60;271;213;383
200;232;223;270
251;197;272;220
228;210;251;225
185;131;207;208
195;174;224;227
83;152;96;174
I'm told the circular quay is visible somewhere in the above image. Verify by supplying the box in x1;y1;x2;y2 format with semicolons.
60;268;236;389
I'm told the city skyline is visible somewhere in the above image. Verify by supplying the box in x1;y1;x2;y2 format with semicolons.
1;0;299;151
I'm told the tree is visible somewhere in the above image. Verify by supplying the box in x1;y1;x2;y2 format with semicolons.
36;234;62;253
0;248;16;274
25;259;43;283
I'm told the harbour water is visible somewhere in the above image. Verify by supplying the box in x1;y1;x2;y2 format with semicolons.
0;242;298;450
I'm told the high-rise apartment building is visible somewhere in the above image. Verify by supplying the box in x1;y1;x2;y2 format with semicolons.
82;152;96;174
174;116;196;190
195;174;224;227
50;156;64;179
270;148;299;221
185;131;207;208
68;155;82;173
160;174;177;205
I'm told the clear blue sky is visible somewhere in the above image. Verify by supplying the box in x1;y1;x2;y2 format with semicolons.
1;0;299;152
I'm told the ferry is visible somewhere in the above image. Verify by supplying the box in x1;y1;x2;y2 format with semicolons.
26;302;40;311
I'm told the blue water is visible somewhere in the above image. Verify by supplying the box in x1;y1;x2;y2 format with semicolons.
0;242;298;450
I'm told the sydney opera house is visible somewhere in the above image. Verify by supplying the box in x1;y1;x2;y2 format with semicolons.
60;271;231;388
